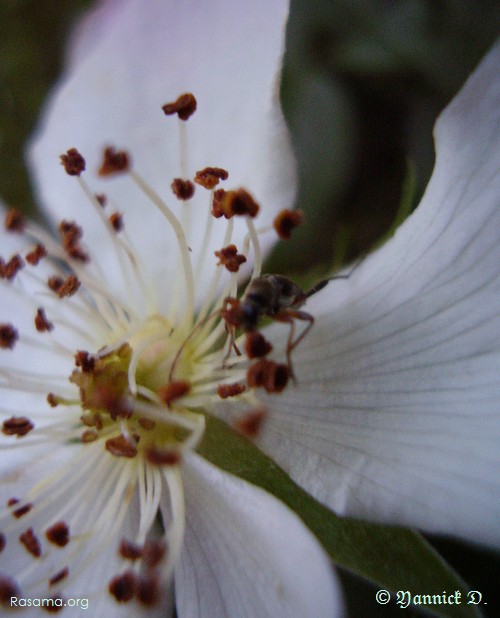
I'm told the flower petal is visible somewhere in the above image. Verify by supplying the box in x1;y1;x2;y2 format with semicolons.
175;454;342;618
28;0;294;309
257;42;500;547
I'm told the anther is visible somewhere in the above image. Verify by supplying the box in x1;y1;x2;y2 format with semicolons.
194;167;228;190
109;571;137;603
48;274;81;298
98;146;130;176
217;382;246;399
60;148;86;176
81;430;98;443
26;243;48;265
159;380;190;406
0;575;21;606
3;254;24;280
217;188;259;219
96;193;107;207
214;244;247;272
244;331;272;358
109;212;124;232
105;435;138;458
74;350;95;372
4;208;25;233
47;393;59;407
59;220;88;262
171;178;195;200
235;408;267;438
46;522;70;547
0;533;5;553
273;209;304;240
136;574;161;607
42;595;64;613
49;568;69;587
145;446;181;466
119;538;143;561
162;93;197;121
19;528;42;557
2;416;34;437
247;359;289;393
0;324;18;349
211;188;225;218
35;308;54;333
142;539;167;569
7;498;33;518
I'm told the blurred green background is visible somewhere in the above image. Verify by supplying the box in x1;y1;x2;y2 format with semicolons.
0;0;498;615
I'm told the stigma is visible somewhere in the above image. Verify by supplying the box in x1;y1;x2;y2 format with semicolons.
0;92;302;608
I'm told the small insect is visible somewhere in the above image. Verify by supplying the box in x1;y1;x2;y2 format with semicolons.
222;270;353;378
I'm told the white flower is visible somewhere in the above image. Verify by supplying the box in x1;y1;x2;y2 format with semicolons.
0;1;339;616
0;0;498;615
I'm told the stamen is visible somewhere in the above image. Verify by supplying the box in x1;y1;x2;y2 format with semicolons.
4;208;25;233
162;93;197;121
171;178;195;200
0;324;18;349
194;167;228;190
273;208;303;239
2;416;34;437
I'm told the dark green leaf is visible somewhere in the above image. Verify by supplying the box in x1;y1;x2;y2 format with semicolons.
198;414;482;618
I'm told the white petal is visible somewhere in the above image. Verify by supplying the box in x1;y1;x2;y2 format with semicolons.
28;0;294;309
175;454;342;618
257;42;500;547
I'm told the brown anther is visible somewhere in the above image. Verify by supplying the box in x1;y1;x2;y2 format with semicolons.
119;538;143;561
142;539;167;569
81;429;98;443
136;574;161;607
273;209;304;240
211;188;226;218
4;208;25;232
74;350;95;372
217;382;246;399
105;435;138;458
235;408;267;438
3;254;24;280
46;522;70;547
0;533;5;552
96;194;107;207
98;146;130;176
138;417;156;430
109;212;124;232
49;567;69;587
145;446;181;467
19;528;41;557
2;416;34;437
47;393;59;407
0;575;21;605
0;324;18;349
214;244;247;272
219;188;259;219
41;595;64;613
244;331;273;358
35;308;54;333
171;178;195;200
59;220;88;262
7;498;33;518
109;571;137;603
26;243;48;265
48;274;81;298
159;380;190;406
162;93;197;121
247;359;289;393
60;148;86;176
194;166;229;190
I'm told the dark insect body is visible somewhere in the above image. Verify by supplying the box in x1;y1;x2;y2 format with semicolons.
222;273;344;379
